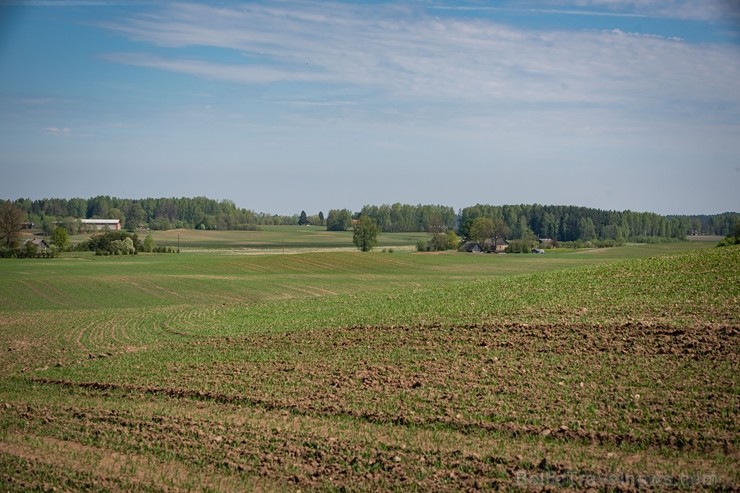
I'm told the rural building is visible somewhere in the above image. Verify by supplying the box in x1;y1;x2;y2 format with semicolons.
459;242;483;253
459;239;509;253
24;238;50;251
80;219;121;231
486;239;509;253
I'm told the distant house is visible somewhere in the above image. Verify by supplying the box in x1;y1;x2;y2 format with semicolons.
490;239;509;253
459;241;483;253
459;239;509;253
21;222;35;230
24;238;50;251
486;238;509;253
80;219;121;231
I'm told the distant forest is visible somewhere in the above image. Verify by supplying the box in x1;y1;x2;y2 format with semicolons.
9;196;739;242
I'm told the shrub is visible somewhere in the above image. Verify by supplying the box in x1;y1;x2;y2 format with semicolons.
85;231;142;255
143;234;155;253
717;236;740;247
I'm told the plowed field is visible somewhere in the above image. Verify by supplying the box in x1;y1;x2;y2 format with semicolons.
1;244;738;491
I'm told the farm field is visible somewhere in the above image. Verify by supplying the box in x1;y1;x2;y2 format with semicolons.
0;237;737;491
68;226;429;254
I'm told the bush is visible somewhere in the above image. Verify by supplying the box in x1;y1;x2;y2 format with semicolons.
153;246;177;253
143;234;155;253
507;240;536;253
716;222;740;247
419;231;461;252
235;223;259;231
85;231;142;255
717;236;740;247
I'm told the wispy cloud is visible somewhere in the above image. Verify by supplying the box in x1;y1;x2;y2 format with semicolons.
98;1;740;119
103;52;330;84
45;126;72;136
429;5;651;19
3;1;131;6
475;0;740;21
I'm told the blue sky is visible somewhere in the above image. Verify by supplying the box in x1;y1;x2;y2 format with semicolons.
1;0;739;215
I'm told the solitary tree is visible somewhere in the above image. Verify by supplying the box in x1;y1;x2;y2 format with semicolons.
352;216;380;252
50;227;69;251
0;201;24;248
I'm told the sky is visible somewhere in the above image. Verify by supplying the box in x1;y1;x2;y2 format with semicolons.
1;0;739;216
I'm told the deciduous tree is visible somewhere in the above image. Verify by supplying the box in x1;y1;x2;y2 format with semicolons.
469;217;510;252
143;233;155;253
326;209;352;231
50;227;69;251
0;201;24;248
352;216;380;252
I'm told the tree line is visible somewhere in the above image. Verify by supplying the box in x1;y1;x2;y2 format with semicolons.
10;196;310;232
4;197;739;241
458;204;738;243
344;203;738;242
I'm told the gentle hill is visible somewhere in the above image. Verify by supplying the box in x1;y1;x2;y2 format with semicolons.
0;244;737;491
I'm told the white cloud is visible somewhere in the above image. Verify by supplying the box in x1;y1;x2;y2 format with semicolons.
530;0;740;21
98;1;740;118
45;126;72;136
103;52;330;84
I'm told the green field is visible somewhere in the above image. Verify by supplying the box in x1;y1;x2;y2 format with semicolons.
0;233;737;491
66;226;429;254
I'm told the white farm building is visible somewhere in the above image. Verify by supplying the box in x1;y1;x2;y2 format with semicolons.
80;219;121;231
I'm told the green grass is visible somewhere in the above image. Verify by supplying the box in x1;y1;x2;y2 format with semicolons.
0;236;715;313
68;226;429;253
0;238;736;491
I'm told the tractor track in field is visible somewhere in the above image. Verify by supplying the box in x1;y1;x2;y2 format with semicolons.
6;401;735;492
24;318;739;458
26;375;736;455
27;317;739;455
29;320;740;452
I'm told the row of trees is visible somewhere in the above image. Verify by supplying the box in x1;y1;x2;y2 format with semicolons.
357;204;457;233
4;198;739;241
298;210;325;226
457;204;738;243
331;203;738;242
10;196;310;232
